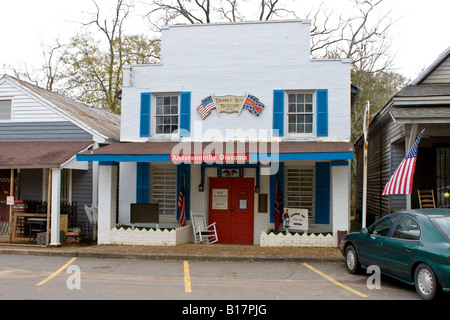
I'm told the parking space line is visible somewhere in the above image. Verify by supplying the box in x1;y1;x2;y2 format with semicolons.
302;263;368;298
35;257;77;287
183;260;192;293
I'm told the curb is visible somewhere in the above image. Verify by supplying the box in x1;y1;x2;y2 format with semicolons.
0;248;344;263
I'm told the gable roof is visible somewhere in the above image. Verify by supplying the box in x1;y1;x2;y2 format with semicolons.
410;45;450;86
0;75;120;142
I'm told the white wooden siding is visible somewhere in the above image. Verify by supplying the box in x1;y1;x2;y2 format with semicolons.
0;81;65;122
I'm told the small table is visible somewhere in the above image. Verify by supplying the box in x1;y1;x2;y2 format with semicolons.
27;218;47;242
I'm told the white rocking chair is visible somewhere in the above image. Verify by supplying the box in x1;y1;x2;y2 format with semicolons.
191;212;218;244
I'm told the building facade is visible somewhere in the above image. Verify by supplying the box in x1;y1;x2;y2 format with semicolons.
79;20;353;246
355;45;450;224
0;75;120;245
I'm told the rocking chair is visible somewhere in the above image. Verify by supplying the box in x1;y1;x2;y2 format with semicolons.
191;211;218;244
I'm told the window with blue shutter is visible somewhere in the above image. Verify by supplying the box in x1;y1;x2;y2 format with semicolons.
315;162;330;224
273;90;285;137
140;92;151;137
136;162;150;203
316;89;328;137
180;92;191;137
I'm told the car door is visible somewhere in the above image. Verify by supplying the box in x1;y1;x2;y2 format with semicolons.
384;215;421;281
357;215;398;269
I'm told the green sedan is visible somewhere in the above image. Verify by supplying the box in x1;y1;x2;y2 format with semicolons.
340;209;450;300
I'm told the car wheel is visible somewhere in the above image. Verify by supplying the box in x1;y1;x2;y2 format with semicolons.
345;245;361;274
414;263;439;300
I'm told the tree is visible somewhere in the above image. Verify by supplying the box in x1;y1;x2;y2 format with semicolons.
59;0;160;114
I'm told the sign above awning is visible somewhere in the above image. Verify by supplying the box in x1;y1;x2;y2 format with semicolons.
77;141;354;163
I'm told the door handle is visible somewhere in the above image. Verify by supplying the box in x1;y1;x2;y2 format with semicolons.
377;242;383;247
406;248;414;253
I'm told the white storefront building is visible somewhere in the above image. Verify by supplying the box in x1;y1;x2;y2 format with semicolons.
78;20;354;247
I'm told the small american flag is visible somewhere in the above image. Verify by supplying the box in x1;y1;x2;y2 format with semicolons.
382;130;424;196
197;96;216;119
177;173;186;226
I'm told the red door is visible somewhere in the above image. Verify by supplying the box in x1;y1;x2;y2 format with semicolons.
209;177;254;244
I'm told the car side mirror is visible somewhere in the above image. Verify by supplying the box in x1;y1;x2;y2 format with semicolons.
360;228;369;235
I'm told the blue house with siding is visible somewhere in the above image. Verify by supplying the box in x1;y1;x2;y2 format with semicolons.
0;75;120;245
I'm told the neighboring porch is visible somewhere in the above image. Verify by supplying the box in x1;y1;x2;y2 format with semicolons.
0;141;93;246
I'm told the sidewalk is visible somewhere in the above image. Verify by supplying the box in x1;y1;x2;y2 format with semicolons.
0;242;344;263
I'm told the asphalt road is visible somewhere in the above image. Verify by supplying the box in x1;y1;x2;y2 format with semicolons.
0;254;426;303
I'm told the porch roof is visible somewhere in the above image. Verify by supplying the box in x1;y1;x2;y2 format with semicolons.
0;141;93;169
77;141;354;162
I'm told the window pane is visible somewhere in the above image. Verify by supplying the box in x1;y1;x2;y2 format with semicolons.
171;116;178;124
305;124;313;133
164;125;171;133
171;105;178;114
156;125;163;134
288;94;296;103
305;94;313;103
156;97;163;106
289;115;296;124
164;117;170;124
289;124;296;133
297;115;304;123
156;106;163;115
0;100;11;120
305;104;313;113
164;97;171;105
296;104;304;113
288;104;296;113
296;94;304;103
305;115;313;124
297;124;304;133
393;216;421;240
156;117;163;124
171;96;178;105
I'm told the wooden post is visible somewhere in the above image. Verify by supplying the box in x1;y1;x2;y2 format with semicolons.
8;169;13;244
46;169;52;247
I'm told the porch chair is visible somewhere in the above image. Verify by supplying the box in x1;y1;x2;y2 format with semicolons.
191;211;218;244
417;190;436;209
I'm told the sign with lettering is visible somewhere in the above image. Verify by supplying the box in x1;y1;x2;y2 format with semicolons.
283;208;308;231
212;189;228;210
197;94;265;119
213;96;246;114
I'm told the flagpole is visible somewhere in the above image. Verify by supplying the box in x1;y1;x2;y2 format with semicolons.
362;101;370;228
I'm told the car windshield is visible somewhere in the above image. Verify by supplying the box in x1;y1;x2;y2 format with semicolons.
430;217;450;242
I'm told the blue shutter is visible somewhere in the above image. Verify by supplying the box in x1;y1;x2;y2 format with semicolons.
273;90;285;137
136;162;150;203
315;162;330;224
270;162;284;223
316;89;328;137
177;164;191;221
180;92;191;137
140;92;151;137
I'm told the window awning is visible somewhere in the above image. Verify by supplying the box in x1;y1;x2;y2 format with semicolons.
77;141;354;162
0;141;93;169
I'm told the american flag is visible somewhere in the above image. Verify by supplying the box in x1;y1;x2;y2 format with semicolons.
197;96;216;120
274;174;282;230
382;130;424;196
177;172;186;226
243;94;264;117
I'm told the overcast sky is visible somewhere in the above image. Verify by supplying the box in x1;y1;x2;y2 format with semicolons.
1;0;449;81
